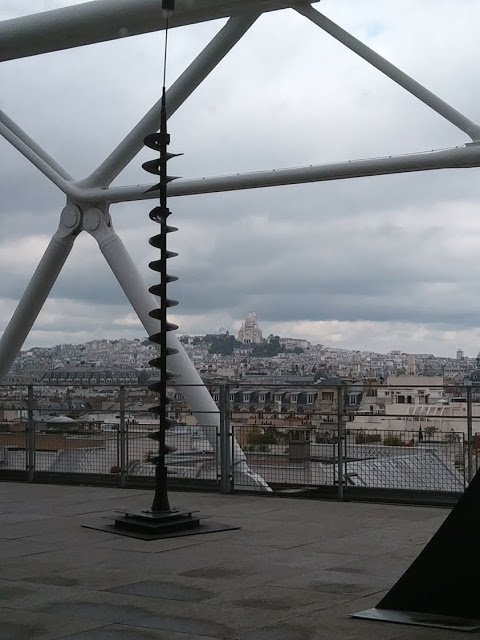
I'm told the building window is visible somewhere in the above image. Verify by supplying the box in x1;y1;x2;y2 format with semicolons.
321;392;334;402
306;394;314;404
397;395;405;403
259;394;266;403
291;394;298;404
274;394;282;403
229;393;235;402
243;393;250;403
213;393;219;402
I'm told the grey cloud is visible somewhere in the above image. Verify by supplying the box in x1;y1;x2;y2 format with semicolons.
2;1;480;352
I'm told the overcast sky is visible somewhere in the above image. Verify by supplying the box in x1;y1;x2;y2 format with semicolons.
1;0;480;357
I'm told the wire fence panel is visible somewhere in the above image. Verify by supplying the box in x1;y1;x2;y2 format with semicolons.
342;428;465;493
126;424;219;482
125;382;220;485
0;429;27;472
232;422;465;495
0;382;471;500
232;420;337;490
33;422;117;475
0;384;28;472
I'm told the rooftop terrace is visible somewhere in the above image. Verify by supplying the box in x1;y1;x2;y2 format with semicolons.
0;482;456;639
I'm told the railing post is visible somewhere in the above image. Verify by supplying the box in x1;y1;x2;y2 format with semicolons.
26;384;35;482
337;381;345;500
119;385;126;488
466;382;473;483
219;383;233;493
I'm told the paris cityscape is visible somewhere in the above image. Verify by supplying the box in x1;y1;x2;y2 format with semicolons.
0;310;475;496
1;1;479;635
7;311;479;384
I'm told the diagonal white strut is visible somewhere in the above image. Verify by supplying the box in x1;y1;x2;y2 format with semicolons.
81;13;259;189
0;205;81;379
85;208;270;490
0;108;73;182
0;5;270;489
0;119;72;194
296;5;480;141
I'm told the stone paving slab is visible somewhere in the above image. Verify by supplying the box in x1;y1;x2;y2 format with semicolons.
0;482;460;639
59;625;221;640
0;607;105;640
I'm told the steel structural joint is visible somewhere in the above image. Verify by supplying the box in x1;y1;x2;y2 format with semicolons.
58;201;113;239
57;203;84;239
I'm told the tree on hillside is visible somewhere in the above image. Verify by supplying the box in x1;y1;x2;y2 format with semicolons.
251;335;284;357
207;333;241;355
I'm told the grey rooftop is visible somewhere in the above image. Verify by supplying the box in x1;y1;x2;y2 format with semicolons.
0;482;456;639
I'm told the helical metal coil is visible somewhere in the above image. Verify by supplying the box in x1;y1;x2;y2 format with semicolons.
142;89;181;511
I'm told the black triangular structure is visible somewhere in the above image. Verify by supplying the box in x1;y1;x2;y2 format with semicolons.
353;468;480;631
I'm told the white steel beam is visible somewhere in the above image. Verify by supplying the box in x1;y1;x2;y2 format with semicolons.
81;13;259;189
0;121;73;195
75;144;480;203
0;205;81;380
0;0;318;62
86;209;270;490
296;5;480;142
0;109;73;182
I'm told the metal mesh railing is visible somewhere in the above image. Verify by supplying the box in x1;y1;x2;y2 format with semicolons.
232;422;336;489
232;422;466;494
342;428;465;493
123;384;220;483
0;381;474;502
125;422;219;482
0;384;28;472
0;428;27;471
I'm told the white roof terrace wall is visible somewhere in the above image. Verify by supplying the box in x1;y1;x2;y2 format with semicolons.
0;0;319;62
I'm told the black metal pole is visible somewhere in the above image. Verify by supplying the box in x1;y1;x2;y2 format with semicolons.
142;89;181;512
141;0;181;512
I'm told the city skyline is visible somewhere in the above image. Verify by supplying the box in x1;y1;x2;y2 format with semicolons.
2;2;480;356
14;330;478;362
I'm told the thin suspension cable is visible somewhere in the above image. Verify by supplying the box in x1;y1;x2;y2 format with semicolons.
162;13;170;91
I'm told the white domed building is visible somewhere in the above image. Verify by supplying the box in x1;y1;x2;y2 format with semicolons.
238;311;263;344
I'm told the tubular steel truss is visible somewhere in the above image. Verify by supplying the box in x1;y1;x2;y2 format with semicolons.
0;0;479;489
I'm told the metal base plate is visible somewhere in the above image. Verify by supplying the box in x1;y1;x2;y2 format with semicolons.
352;608;480;632
82;520;240;540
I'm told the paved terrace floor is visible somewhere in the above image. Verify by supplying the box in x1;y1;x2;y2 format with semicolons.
0;483;459;640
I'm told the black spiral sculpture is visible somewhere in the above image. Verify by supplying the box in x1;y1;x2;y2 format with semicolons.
142;86;181;512
101;0;235;538
110;0;208;537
